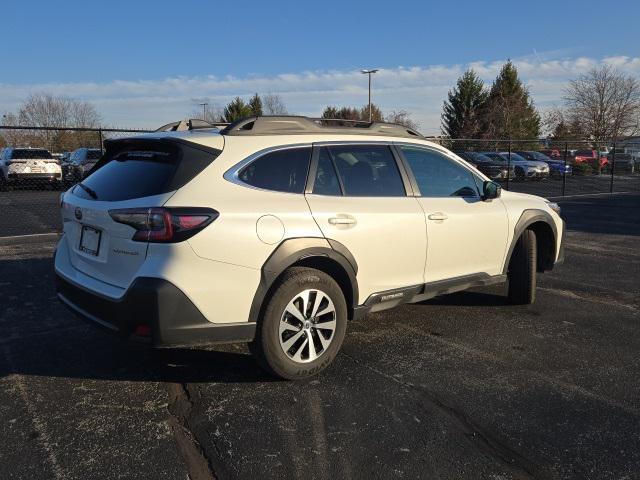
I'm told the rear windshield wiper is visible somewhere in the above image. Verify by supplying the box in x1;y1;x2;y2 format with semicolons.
77;182;98;199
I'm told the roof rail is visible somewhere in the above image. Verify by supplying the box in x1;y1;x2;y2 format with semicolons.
155;119;230;132
219;116;423;139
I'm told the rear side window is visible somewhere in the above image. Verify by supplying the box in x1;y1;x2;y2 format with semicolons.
400;146;479;198
238;147;311;194
73;139;220;201
327;145;405;197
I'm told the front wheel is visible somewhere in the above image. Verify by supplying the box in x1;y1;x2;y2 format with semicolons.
249;267;347;380
507;229;537;305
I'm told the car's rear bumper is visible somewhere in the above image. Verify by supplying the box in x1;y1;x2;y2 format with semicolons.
55;272;256;347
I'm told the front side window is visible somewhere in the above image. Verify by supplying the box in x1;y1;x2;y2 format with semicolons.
239;147;311;194
325;145;405;197
400;146;479;198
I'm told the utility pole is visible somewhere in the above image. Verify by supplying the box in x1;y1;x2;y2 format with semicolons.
361;69;379;122
199;103;208;120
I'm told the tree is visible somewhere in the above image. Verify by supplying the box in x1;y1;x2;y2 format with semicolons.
222;97;252;123
248;93;263;116
3;93;102;152
441;69;488;138
564;65;640;144
18;93;101;128
263;94;288;115
385;110;418;130
321;104;384;122
481;61;541;140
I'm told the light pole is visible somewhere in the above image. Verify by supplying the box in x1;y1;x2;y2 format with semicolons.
361;69;379;122
199;102;208;120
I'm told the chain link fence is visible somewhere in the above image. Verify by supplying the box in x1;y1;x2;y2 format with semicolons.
1;126;639;238
0;126;151;237
433;138;640;199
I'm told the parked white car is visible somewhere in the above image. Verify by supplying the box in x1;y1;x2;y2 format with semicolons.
55;117;565;379
0;147;62;190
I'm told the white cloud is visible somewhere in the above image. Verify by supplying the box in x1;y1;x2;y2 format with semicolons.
1;55;639;134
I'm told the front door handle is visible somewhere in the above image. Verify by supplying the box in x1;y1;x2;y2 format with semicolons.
428;212;448;221
328;215;357;226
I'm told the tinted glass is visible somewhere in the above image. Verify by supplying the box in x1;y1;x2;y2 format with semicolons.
313;148;341;195
239;147;311;194
11;149;52;159
400;146;479;198
328;145;405;197
73;140;219;201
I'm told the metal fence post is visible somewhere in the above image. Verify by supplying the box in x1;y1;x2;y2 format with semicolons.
562;142;568;197
610;142;616;193
506;140;511;191
99;129;104;154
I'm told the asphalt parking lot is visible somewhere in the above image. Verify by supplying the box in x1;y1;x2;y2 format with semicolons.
1;193;639;479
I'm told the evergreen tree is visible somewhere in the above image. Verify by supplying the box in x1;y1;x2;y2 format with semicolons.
248;93;263;116
441;69;488;138
223;97;252;123
481;61;541;140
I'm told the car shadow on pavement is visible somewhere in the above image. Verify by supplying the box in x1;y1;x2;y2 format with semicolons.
419;289;510;307
0;255;281;385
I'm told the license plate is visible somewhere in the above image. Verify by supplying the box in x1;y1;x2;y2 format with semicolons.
79;226;101;256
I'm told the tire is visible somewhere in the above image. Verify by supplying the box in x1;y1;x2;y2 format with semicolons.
0;174;6;192
249;267;348;380
514;167;525;181
507;229;537;305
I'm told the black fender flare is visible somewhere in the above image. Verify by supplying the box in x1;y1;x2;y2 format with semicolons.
502;209;558;274
248;237;359;323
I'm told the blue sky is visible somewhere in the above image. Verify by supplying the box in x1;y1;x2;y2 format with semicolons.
2;0;639;132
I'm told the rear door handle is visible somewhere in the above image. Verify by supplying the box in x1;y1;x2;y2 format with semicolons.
328;215;357;226
428;212;448;221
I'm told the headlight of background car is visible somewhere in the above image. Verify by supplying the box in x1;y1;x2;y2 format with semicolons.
546;201;561;215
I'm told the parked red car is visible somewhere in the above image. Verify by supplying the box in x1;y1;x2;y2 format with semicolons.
574;150;610;171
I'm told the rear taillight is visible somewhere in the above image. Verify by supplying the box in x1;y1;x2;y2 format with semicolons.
109;207;218;243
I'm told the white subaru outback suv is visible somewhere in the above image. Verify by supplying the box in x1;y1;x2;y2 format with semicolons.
55;116;564;380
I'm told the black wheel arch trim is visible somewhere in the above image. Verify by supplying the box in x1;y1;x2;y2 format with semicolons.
248;237;359;323
502;209;559;274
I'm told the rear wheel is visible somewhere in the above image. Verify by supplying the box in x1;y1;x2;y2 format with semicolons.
507;229;537;305
249;267;347;380
0;174;6;192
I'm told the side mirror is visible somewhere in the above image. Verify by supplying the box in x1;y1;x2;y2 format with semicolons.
482;181;501;200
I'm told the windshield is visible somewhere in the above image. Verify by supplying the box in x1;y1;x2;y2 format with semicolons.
86;150;102;160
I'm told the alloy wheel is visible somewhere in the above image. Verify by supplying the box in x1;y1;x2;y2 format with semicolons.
278;289;337;363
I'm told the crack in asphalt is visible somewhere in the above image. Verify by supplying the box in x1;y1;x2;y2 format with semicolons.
166;382;217;480
339;351;542;480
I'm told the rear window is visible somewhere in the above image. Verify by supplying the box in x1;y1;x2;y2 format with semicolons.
11;149;52;159
73;139;220;201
